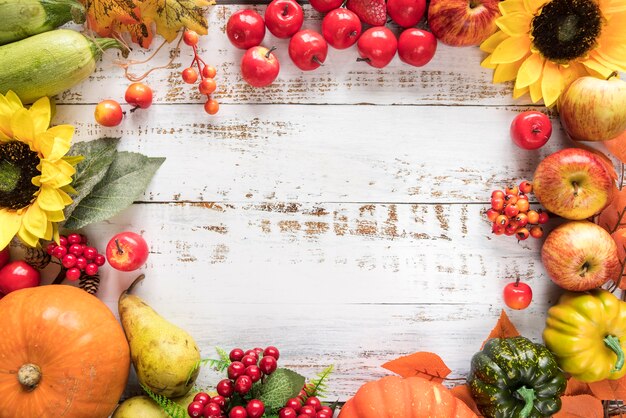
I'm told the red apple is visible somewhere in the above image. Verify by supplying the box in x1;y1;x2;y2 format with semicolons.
309;0;343;13
510;111;552;150
0;261;40;295
559;75;626;142
241;46;280;87
322;9;362;50
226;9;266;50
289;30;328;71
533;148;614;220
106;232;149;272
0;247;9;269
387;0;426;28
397;28;437;67
427;0;500;46
264;0;303;39
356;26;397;68
542;221;619;291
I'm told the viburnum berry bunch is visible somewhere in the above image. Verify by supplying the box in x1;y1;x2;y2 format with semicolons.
486;181;549;241
46;233;106;281
185;346;336;418
181;29;220;115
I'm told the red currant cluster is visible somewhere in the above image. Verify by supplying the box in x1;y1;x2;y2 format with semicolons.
180;29;220;115
486;181;549;241
46;234;106;281
187;346;280;418
278;391;333;418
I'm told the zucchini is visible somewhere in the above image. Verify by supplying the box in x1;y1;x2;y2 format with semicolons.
0;29;125;104
0;0;85;45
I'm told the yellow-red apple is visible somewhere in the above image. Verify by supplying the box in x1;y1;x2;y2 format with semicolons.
542;221;619;291
559;76;626;142
533;148;614;220
427;0;499;46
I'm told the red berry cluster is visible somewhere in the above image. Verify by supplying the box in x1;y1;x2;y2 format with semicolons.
47;233;105;281
180;29;220;115
187;346;280;418
486;181;549;241
278;392;333;418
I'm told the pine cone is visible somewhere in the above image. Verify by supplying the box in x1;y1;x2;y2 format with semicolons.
79;273;100;295
22;245;51;270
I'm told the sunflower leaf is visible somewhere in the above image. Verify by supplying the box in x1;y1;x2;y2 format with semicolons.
64;151;164;230
63;138;120;223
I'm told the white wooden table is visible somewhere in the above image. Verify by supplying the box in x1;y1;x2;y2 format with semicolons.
54;5;570;400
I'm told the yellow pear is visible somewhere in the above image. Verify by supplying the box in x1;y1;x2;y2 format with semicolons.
119;275;201;398
112;392;199;418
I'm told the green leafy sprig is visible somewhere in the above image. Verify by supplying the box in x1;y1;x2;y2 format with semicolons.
185;346;232;384
141;384;187;418
303;364;335;398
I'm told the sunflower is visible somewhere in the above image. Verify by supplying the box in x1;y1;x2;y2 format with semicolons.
480;0;626;107
0;91;79;249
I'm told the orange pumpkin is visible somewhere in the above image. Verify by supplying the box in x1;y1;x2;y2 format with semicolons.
0;285;130;417
339;375;478;418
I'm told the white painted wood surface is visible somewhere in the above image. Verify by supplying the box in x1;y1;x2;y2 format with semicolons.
50;4;576;401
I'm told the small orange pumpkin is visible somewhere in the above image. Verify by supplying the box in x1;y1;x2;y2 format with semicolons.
0;285;130;417
339;375;478;418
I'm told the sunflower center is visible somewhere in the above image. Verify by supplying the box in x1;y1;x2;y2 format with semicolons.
531;0;602;63
0;141;40;210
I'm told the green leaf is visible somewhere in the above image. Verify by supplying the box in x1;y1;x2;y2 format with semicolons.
63;138;120;222
64;152;165;229
141;383;187;418
304;364;334;398
258;368;305;413
216;347;232;366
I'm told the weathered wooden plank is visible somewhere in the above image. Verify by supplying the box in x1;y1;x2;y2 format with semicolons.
58;5;528;106
54;104;568;203
65;201;561;398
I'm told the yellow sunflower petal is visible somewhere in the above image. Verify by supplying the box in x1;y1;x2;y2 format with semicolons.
480;30;510;53
28;97;51;134
494;57;527;83
61;184;78;195
52;222;59;244
47;135;72;161
17;225;41;247
36;185;67;211
582;57;615;78
4;91;23;112
496;13;532;37
10;108;35;144
47;125;74;142
515;53;545;88
513;84;530;99
21;200;47;241
0;209;21;250
39;160;74;188
529;78;543;103
499;0;526;15
481;54;497;69
524;0;548;14
491;36;531;64
0;118;11;141
541;61;564;107
46;209;65;223
32;131;54;156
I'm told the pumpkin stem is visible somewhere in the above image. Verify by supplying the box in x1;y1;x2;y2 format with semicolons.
17;364;41;391
124;274;145;295
516;386;535;418
604;335;624;372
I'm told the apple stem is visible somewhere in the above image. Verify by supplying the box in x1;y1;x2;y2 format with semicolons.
515;278;520;286
607;71;619;81
580;261;589;277
282;5;289;15
312;56;324;66
115;238;124;255
356;57;370;63
265;46;277;59
572;181;580;196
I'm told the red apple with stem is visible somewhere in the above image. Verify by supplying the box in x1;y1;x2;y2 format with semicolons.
356;26;397;68
264;0;303;39
533;148;614;220
289;30;328;71
397;28;437;67
387;0;426;28
106;232;150;272
0;261;40;295
322;9;362;50
226;9;266;49
542;221;619;291
510;111;552;150
503;279;532;310
241;46;280;87
427;0;500;46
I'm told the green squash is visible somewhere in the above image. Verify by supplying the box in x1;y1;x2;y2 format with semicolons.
468;336;566;418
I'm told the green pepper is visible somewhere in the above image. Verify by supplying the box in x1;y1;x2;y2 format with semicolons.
543;289;626;382
468;336;566;418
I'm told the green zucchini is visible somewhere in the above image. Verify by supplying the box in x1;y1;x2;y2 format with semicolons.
0;0;86;45
0;29;125;104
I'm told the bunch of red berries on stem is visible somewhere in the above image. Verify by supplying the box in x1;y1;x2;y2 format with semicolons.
46;233;106;283
187;346;280;417
486;180;549;241
181;29;220;115
278;389;333;418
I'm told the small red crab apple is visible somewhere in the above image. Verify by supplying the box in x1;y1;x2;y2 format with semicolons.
125;82;153;110
503;279;532;310
94;100;124;127
105;232;149;271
